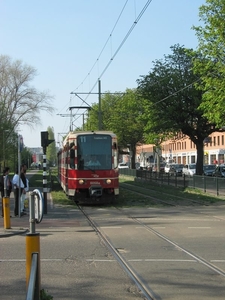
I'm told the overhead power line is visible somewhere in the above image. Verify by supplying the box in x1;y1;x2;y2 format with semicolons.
72;0;129;93
72;0;152;95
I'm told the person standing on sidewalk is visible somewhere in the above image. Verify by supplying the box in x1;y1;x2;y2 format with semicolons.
12;169;20;216
20;164;27;215
12;165;26;216
1;167;12;217
20;168;28;213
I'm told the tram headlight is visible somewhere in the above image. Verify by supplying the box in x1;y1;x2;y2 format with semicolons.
105;179;111;184
79;179;85;185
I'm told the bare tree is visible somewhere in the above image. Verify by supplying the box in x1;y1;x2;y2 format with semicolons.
0;55;55;131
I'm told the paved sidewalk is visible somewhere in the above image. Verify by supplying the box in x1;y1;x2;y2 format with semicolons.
0;169;49;237
0;170;144;300
0;193;52;238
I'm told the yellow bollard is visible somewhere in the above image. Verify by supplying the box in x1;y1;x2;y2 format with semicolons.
3;197;11;229
26;233;41;289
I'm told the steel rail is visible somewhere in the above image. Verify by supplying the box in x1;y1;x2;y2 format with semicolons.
77;204;158;300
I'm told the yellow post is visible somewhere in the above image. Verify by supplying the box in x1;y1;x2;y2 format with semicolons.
3;196;11;229
26;233;40;289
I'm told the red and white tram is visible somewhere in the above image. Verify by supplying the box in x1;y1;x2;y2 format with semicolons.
57;131;119;204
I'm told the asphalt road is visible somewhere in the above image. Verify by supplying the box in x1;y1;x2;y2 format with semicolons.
1;175;225;299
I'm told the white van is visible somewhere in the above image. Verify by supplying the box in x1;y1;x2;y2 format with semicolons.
164;163;175;173
182;164;196;176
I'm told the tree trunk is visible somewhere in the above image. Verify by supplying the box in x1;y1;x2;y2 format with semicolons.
196;140;204;175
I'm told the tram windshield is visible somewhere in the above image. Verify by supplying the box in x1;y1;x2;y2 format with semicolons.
77;134;113;170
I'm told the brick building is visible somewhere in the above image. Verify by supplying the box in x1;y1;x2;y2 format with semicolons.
136;132;225;167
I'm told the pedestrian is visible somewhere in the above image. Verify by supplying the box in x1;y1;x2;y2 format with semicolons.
20;168;29;213
20;164;27;216
1;167;12;217
12;169;20;216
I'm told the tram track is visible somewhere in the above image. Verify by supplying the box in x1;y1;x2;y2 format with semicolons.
77;199;225;300
77;204;157;300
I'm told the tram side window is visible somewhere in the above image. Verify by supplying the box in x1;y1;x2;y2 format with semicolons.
78;155;84;170
70;142;75;169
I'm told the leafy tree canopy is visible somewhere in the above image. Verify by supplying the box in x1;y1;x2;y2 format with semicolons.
85;89;146;168
193;0;225;127
137;44;222;174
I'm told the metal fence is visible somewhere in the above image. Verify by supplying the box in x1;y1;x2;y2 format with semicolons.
119;169;225;197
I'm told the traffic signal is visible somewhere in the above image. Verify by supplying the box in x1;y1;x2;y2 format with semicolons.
41;131;54;148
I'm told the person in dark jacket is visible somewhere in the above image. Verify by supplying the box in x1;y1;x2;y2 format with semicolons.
1;167;12;217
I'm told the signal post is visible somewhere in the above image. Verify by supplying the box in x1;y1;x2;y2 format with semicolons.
41;131;54;214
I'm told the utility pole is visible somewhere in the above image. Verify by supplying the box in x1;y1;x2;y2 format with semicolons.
69;87;124;131
98;79;102;130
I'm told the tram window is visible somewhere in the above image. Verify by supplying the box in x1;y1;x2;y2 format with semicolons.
70;142;75;169
77;134;112;170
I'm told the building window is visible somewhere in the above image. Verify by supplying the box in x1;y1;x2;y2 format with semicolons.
213;137;216;146
217;136;220;146
222;135;224;146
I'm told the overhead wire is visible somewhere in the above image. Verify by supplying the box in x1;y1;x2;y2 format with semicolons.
84;0;153;96
67;0;130;130
72;0;129;93
60;0;153;131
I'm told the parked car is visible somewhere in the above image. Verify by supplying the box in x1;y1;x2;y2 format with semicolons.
203;164;216;176
169;164;184;176
212;164;225;177
152;162;166;173
182;163;196;177
164;163;175;174
118;163;129;169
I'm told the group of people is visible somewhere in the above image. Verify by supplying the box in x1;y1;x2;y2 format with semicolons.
1;164;29;217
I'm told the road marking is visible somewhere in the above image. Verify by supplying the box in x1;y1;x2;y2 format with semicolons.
128;259;197;262
100;226;122;229
211;260;225;262
188;227;211;229
136;226;165;229
86;259;116;262
85;259;197;262
0;259;64;262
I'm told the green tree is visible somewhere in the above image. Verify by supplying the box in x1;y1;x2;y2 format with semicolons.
85;89;145;168
137;44;221;175
107;89;145;168
0;55;55;169
193;0;225;127
46;126;57;166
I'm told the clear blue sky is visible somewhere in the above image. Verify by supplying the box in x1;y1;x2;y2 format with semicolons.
0;0;205;147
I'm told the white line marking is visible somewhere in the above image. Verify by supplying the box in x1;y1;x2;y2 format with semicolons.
188;227;211;229
211;260;225;262
128;259;197;262
100;227;122;229
85;259;197;262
